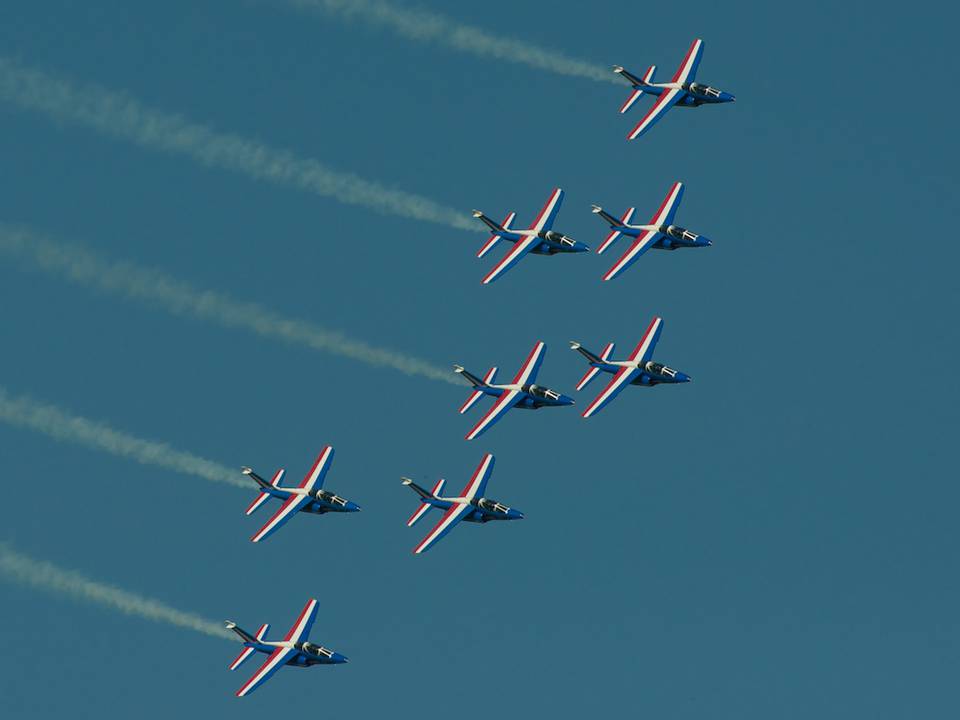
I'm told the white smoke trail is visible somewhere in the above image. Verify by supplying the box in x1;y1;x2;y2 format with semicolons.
0;225;458;385
285;0;619;84
0;385;246;488
0;56;474;231
0;543;232;640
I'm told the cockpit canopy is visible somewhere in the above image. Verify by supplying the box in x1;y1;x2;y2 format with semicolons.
524;384;560;401
689;82;722;98
541;230;575;246
298;641;333;658
477;497;510;514
644;361;677;378
314;489;347;506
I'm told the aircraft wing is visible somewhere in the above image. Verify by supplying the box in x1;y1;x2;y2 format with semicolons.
465;389;521;440
235;646;297;697
459;453;495;501
412;501;474;554
582;365;640;418
511;341;546;386
602;229;660;281
628;316;664;364
481;234;541;284
531;188;565;233
653;182;685;227
283;598;319;644
602;184;683;282
299;446;334;492
481;189;564;284
627;87;681;140
250;493;312;543
671;38;703;85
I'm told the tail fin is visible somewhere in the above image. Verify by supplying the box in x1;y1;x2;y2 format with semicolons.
613;65;656;114
456;366;497;413
227;622;270;670
571;342;616;391
475;211;516;258
594;207;636;255
241;468;284;515
403;478;445;527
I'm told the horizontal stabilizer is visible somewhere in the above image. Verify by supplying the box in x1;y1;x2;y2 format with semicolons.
476;212;516;259
459;366;497;413
406;479;444;527
245;491;271;516
597;208;635;255
573;342;615;391
228;622;269;670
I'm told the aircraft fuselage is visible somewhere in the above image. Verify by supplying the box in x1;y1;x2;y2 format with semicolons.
593;360;691;386
473;382;575;409
260;484;360;514
420;494;524;523
636;81;735;106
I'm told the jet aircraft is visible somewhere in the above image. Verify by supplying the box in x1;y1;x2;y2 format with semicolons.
225;598;348;697
242;446;359;543
571;317;690;418
592;181;710;281
614;38;735;140
402;453;523;554
472;188;589;284
455;341;574;440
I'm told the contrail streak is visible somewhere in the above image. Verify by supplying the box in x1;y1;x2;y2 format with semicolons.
0;543;232;640
0;225;458;385
0;56;473;231
0;385;246;488
284;0;619;84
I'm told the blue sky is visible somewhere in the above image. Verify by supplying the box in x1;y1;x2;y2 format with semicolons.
0;1;956;717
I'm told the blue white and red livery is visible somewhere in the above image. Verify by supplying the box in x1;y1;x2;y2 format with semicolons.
614;38;735;141
225;598;348;697
455;341;574;440
402;453;523;554
472;188;589;284
571;317;691;418
592;181;711;281
241;446;359;543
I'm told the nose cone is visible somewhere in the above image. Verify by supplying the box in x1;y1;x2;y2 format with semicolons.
675;372;692;383
332;652;349;664
509;508;525;520
699;236;713;247
574;241;591;253
346;501;361;512
720;92;736;102
558;394;576;406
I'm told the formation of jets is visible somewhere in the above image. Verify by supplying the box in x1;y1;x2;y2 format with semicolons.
221;38;731;696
